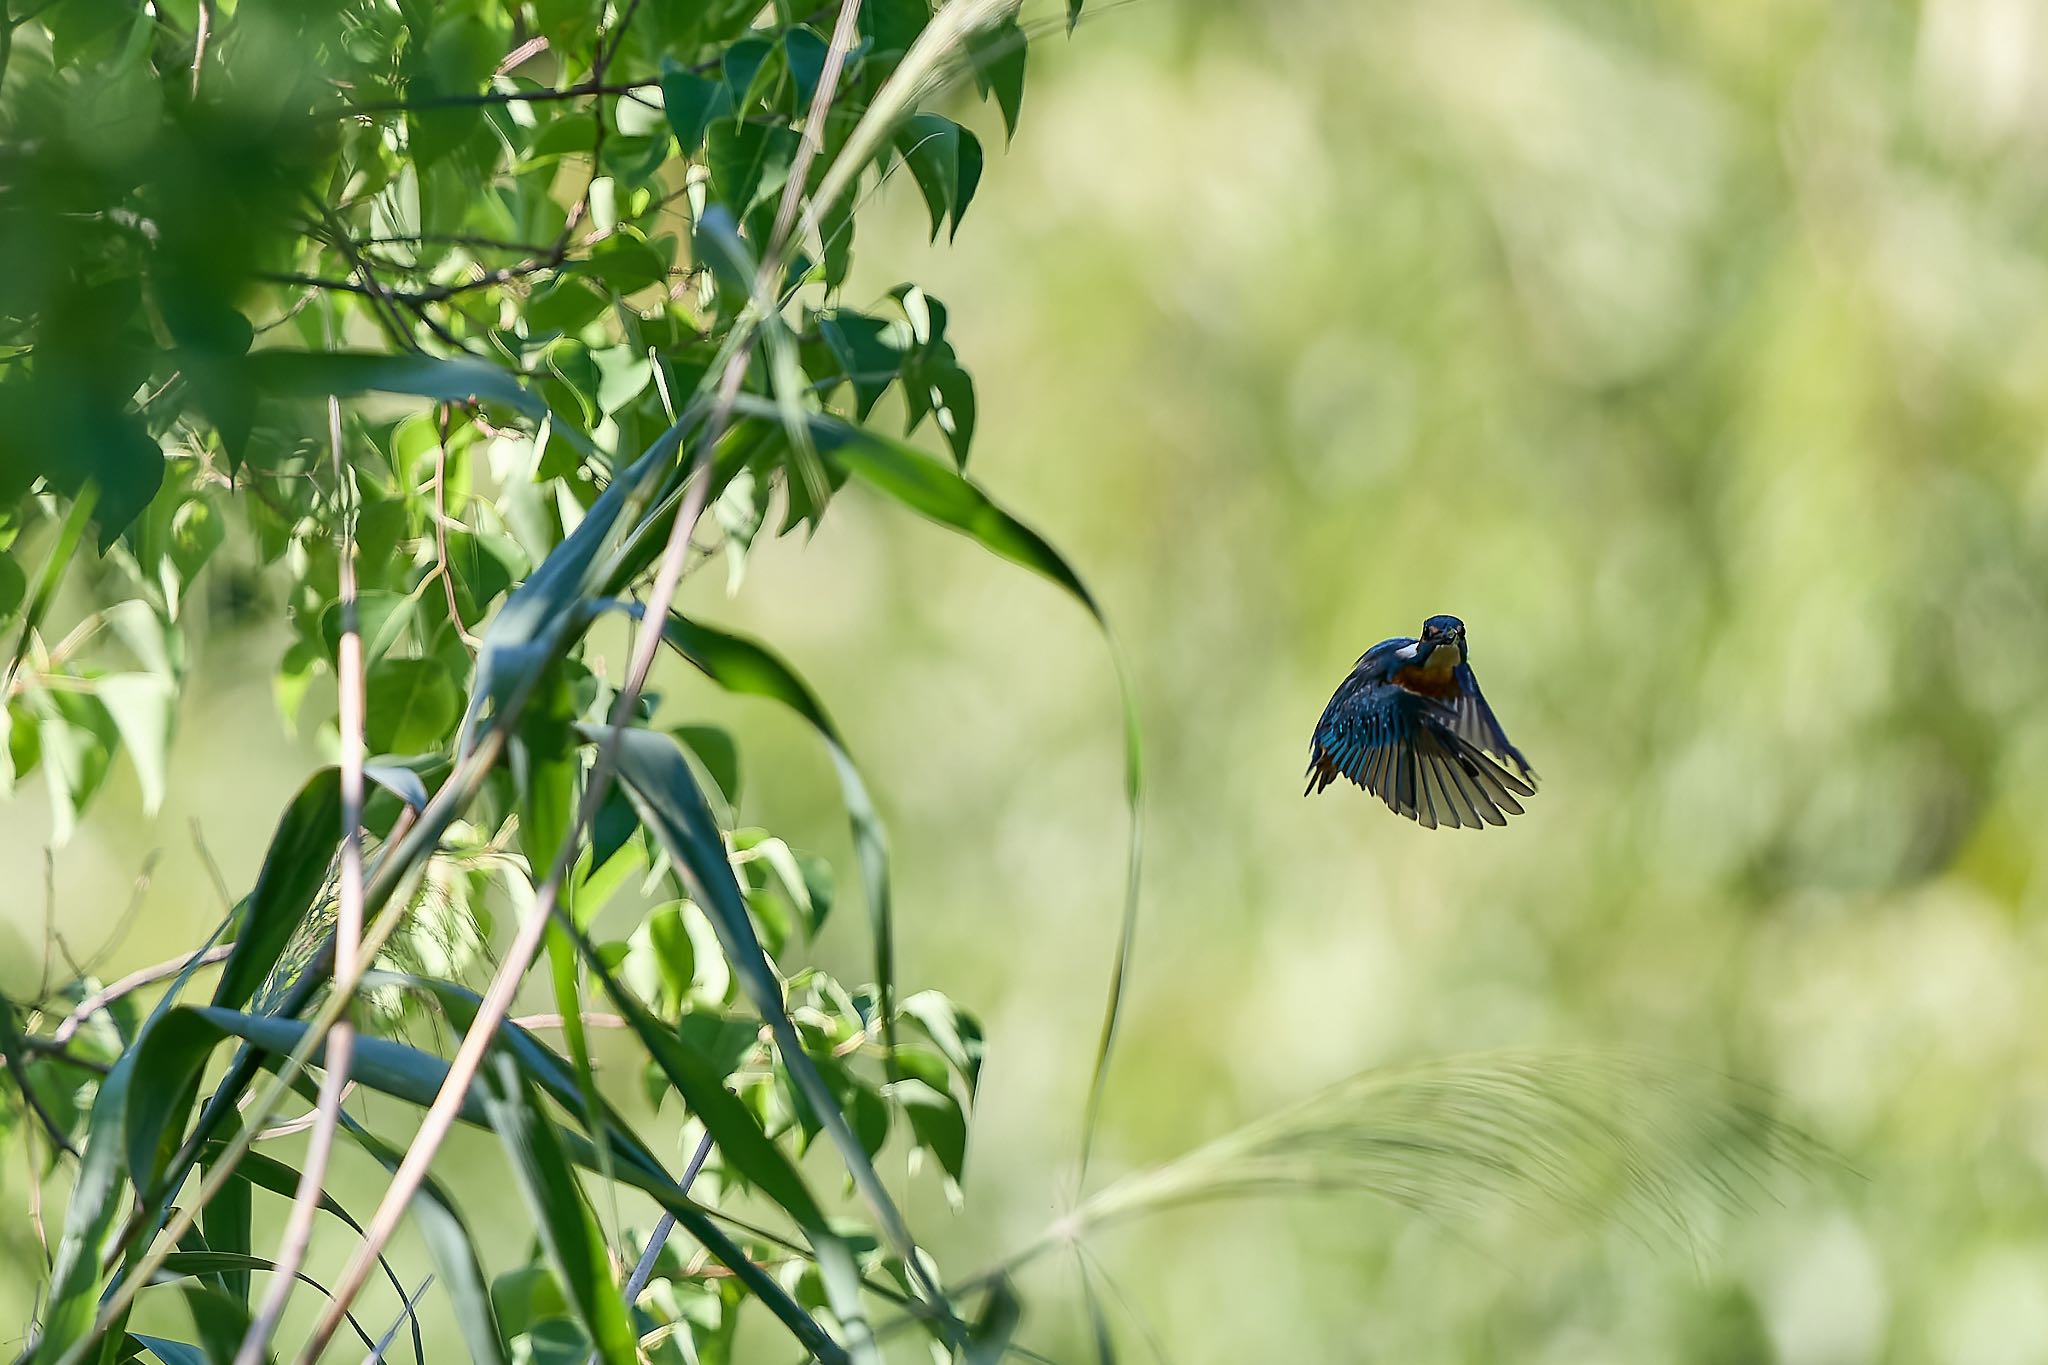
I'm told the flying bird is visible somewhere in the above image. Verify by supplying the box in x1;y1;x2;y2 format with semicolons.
1306;615;1537;828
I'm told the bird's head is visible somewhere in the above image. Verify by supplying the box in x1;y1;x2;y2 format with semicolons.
1418;614;1467;667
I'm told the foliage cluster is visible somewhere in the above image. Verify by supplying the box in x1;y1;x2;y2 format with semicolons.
0;0;1807;1361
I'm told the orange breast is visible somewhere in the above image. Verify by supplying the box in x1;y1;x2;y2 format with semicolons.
1391;657;1460;699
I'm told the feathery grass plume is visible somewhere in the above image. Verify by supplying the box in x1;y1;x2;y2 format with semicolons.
253;831;495;1025
1066;1049;1827;1254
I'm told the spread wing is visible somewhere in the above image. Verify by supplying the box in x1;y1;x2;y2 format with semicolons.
1306;673;1535;829
1450;663;1536;784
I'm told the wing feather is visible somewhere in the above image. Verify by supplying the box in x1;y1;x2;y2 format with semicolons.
1451;663;1536;783
1307;666;1533;829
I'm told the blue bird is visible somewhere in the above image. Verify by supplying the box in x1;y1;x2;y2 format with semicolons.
1306;615;1537;828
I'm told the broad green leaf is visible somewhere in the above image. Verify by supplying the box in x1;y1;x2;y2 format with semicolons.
898;991;985;1101
581;230;671;299
200;1128;252;1307
674;723;740;807
966;19;1027;140
859;0;928;64
365;657;460;755
818;312;906;420
660;69;732;153
319;591;416;666
706;121;799;217
892;114;982;241
0;552;25;621
887;1077;966;1198
127;1338;204;1365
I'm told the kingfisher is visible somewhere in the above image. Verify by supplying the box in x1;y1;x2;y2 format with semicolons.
1305;614;1537;828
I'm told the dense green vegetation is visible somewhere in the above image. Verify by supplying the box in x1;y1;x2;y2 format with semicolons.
5;0;1986;1361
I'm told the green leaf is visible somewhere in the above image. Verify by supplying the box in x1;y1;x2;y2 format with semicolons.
127;1338;204;1365
200;1132;252;1307
658;615;898;1061
95;674;174;813
319;590;416;667
899;991;985;1101
365;657;460;755
212;768;343;1011
591;345;655;415
965;1276;1023;1365
30;1044;138;1362
706;121;799;217
0;553;25;622
724;402;1144;1188
818;312;906;420
720;34;780;111
674;723;740;807
660;69;732;153
909;358;975;467
859;0;928;64
967;19;1027;140
888;1076;967;1195
782;27;832;108
820;417;1094;607
524;278;609;338
592;722;933;1346
475;1050;637;1365
244;352;554;425
892;114;982;241
581;230;671;298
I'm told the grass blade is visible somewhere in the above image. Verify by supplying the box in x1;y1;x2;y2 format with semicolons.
592;722;955;1328
659;613;899;1067
724;403;1146;1184
1072;1050;1822;1251
474;1049;637;1364
210;769;343;1012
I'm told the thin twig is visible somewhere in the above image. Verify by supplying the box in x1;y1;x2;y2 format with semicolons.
333;76;666;119
46;945;232;1047
585;1131;713;1365
769;0;867;266
75;850;162;980
259;262;553;306
235;396;367;1364
507;1011;627;1031
190;0;210;97
429;406;477;652
1;1043;77;1158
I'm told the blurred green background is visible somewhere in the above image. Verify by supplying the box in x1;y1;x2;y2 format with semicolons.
10;0;2048;1359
